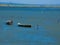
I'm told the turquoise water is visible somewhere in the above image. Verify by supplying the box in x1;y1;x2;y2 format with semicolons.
0;7;60;45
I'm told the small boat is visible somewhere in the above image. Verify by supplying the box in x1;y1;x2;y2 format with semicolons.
6;20;13;25
17;23;31;28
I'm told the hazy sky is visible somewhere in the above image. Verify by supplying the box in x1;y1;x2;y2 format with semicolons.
0;0;60;4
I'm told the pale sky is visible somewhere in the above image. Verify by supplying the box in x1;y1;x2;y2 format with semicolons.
0;0;60;4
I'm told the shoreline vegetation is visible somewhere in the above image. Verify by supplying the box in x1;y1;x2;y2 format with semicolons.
0;3;60;8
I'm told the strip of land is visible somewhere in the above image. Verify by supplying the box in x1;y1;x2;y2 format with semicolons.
0;3;60;8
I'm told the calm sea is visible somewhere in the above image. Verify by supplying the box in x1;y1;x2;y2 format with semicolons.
0;7;60;45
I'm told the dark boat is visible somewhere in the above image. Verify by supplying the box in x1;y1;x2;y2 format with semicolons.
17;23;31;28
6;20;13;25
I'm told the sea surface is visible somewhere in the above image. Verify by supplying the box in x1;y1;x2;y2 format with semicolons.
0;7;60;45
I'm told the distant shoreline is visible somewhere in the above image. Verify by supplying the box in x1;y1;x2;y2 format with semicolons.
0;4;60;8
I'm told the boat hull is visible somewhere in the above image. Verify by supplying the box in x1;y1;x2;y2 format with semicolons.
18;24;31;27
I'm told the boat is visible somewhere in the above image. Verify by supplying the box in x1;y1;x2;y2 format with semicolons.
17;23;31;28
6;20;13;25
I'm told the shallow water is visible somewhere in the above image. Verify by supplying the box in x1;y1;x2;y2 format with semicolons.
0;7;60;45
